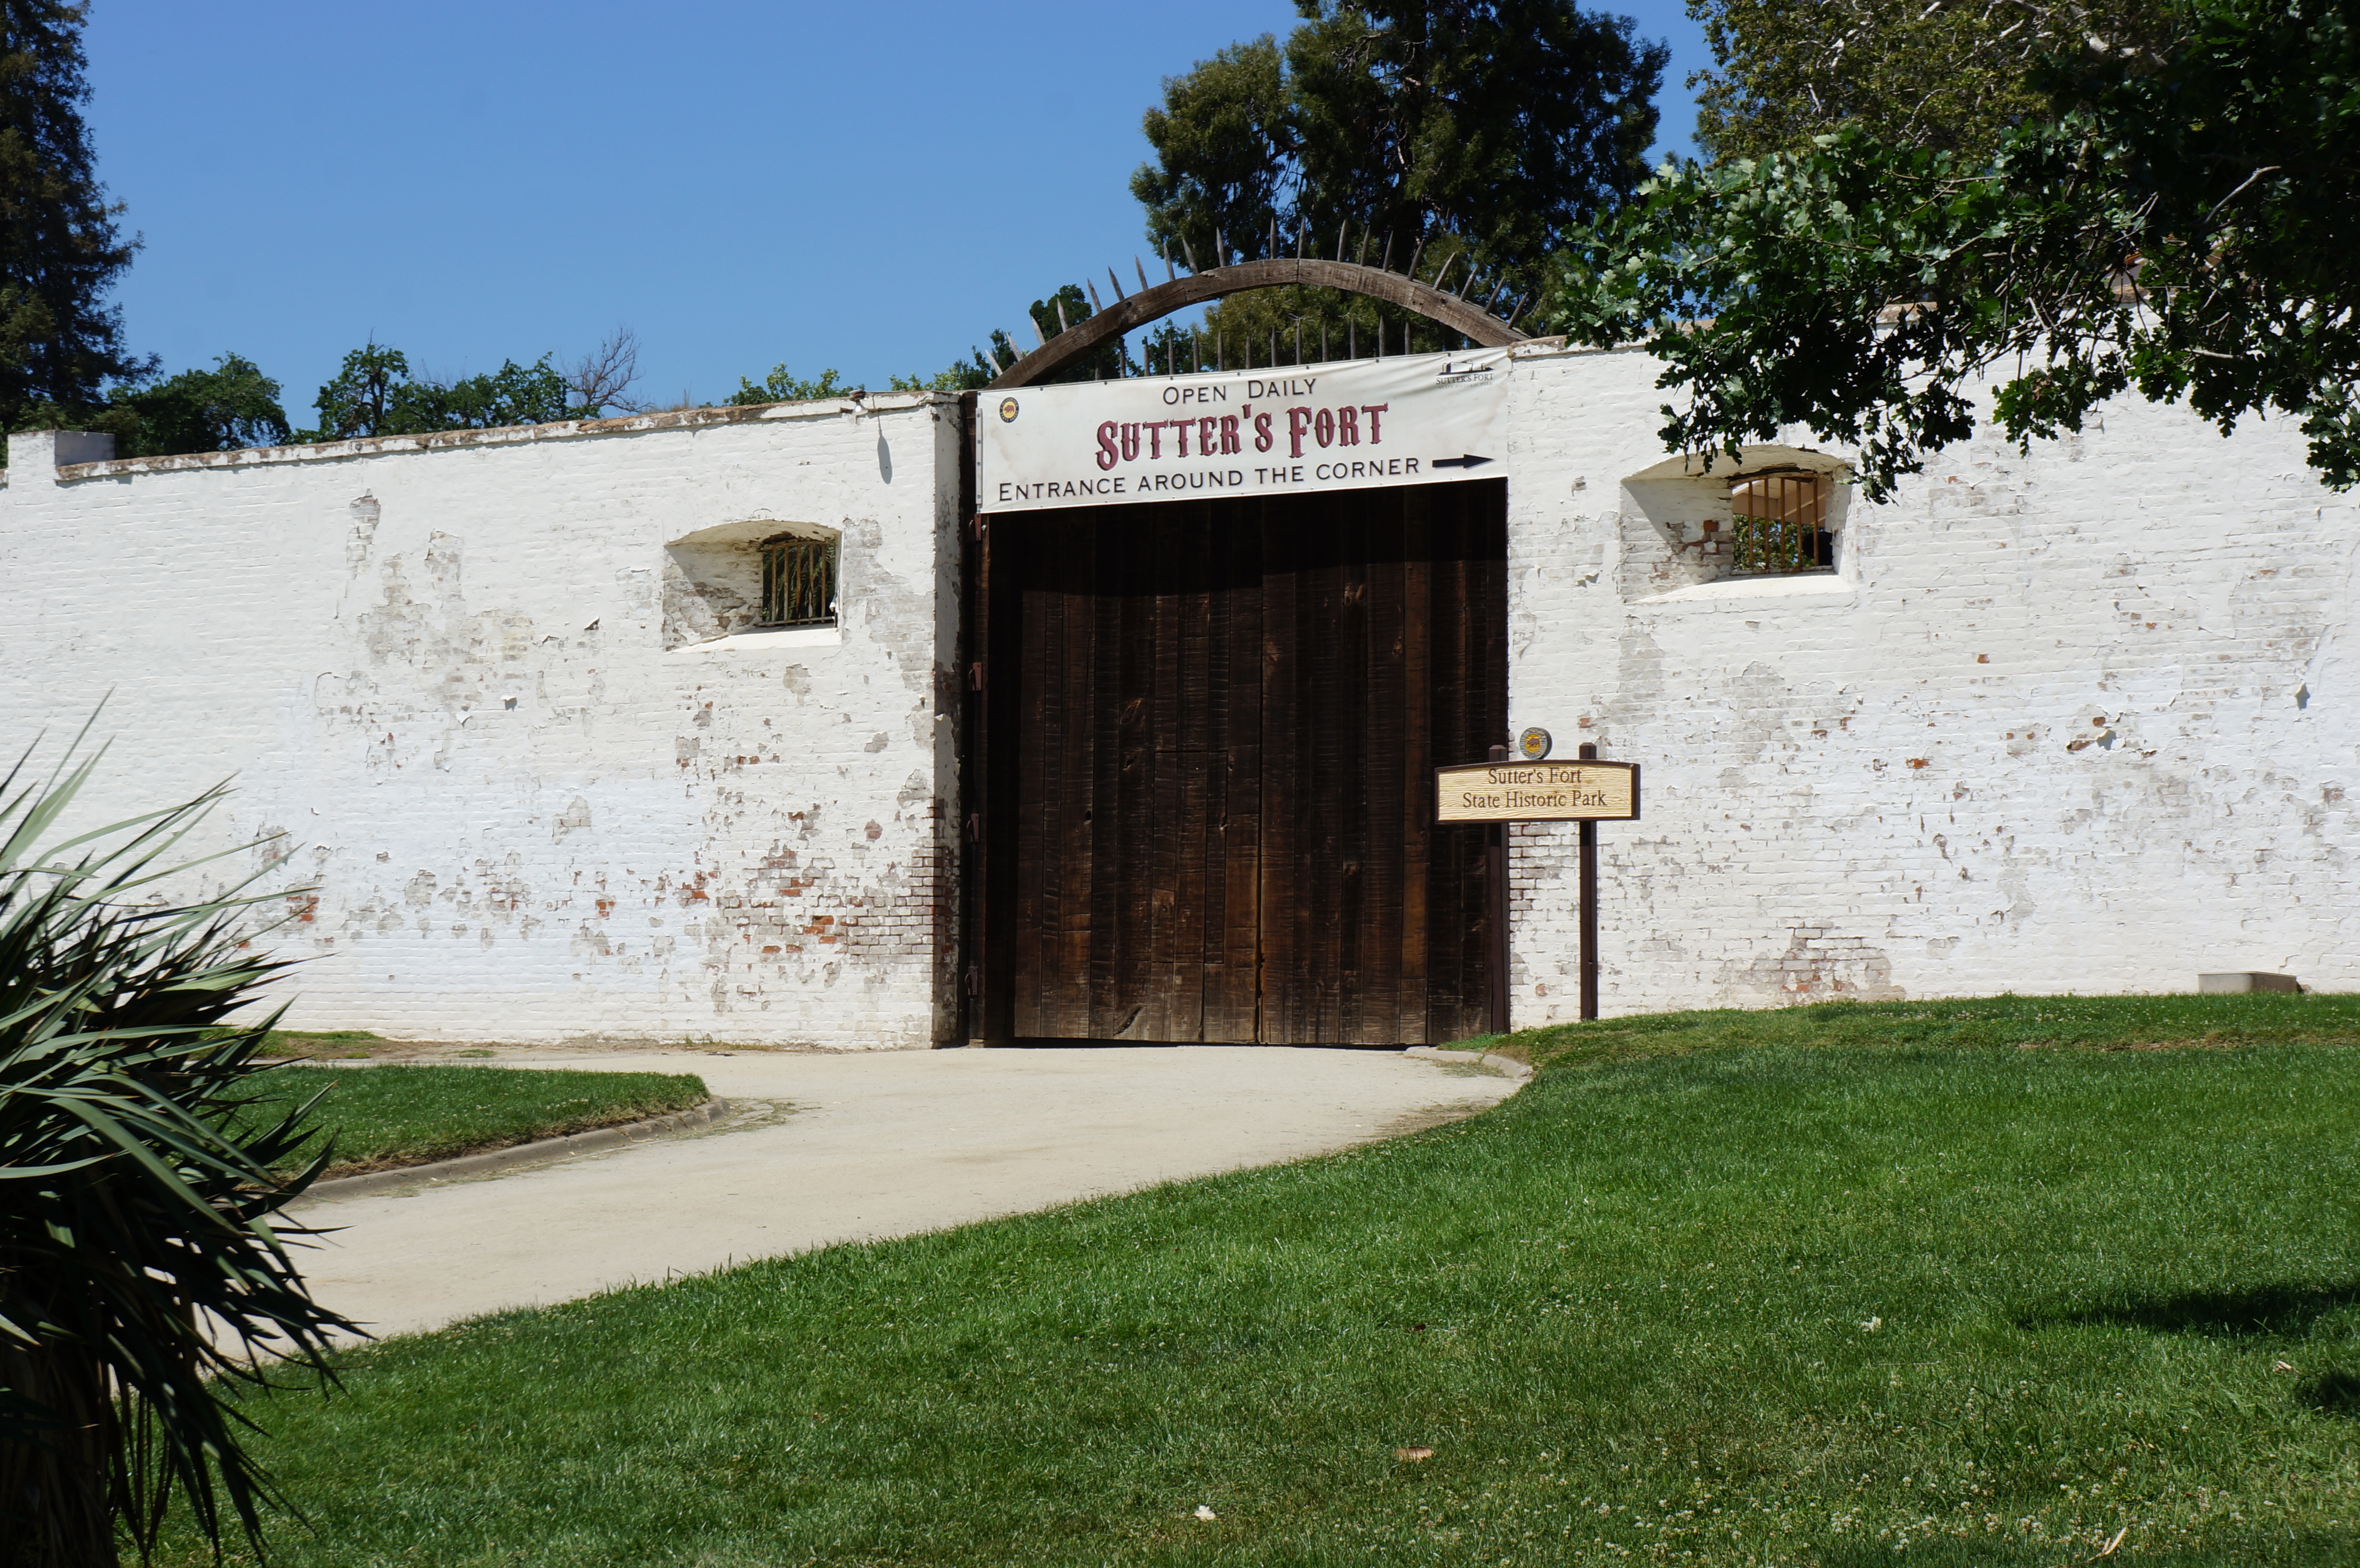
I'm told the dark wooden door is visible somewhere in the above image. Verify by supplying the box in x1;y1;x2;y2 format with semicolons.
999;480;1505;1043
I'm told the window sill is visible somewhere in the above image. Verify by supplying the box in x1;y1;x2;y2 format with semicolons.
671;625;843;655
1631;572;1852;608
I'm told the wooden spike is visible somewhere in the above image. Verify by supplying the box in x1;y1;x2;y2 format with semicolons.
1214;227;1225;265
1086;278;1104;313
1162;242;1175;283
1135;256;1151;293
1406;234;1426;280
1504;294;1527;330
1029;313;1046;349
1433;251;1456;291
1356;229;1371;266
1107;266;1126;302
1181;234;1200;272
1485;280;1506;311
1056;296;1071;333
1380;230;1395;271
1335;223;1348;261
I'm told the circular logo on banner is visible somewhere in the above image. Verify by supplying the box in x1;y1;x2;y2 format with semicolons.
1518;727;1553;761
998;397;1020;423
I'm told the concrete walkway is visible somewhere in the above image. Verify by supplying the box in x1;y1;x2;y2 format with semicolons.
292;1045;1520;1340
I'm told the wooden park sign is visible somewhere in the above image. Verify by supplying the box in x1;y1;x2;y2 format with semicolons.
1434;759;1639;824
1437;745;1635;1029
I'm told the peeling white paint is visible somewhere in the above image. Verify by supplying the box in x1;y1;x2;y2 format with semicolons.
1502;342;2360;1015
5;347;2351;1044
0;399;963;1047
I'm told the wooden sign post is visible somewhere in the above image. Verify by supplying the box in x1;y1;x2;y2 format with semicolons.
1435;743;1639;1027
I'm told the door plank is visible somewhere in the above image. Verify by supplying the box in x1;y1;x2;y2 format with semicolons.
1209;504;1263;1041
1256;497;1303;1045
1168;503;1215;1040
1361;495;1410;1044
1397;487;1434;1041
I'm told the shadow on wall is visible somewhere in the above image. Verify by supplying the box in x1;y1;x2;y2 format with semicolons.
664;518;840;649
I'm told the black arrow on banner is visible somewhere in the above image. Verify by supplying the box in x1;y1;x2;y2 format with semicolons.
1429;454;1495;468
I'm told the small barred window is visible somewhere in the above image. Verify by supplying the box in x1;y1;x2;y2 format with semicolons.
758;535;837;627
1729;473;1833;575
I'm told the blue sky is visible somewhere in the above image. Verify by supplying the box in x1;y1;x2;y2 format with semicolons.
86;1;1708;418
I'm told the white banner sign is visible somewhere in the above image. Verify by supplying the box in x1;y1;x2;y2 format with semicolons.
977;346;1512;513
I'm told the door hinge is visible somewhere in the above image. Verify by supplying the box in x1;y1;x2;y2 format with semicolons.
963;965;982;996
967;661;985;692
964;812;983;843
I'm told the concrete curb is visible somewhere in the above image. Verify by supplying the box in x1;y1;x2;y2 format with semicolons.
298;1098;734;1201
1401;1046;1534;1081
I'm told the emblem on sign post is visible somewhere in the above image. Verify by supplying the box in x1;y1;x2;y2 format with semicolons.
1517;726;1552;761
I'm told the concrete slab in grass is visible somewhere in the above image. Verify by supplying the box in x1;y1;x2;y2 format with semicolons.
2199;972;2302;993
294;1045;1521;1340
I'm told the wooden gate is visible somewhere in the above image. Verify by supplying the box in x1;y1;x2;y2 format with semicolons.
978;480;1506;1044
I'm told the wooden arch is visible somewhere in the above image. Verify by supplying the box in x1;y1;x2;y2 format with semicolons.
987;257;1528;390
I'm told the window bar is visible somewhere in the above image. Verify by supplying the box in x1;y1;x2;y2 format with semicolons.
758;537;838;627
1729;475;1833;575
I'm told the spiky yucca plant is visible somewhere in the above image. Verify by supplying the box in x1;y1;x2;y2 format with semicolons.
0;729;356;1566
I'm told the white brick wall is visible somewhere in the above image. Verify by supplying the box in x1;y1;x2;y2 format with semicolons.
6;343;2348;1045
1501;342;2360;1018
0;400;964;1048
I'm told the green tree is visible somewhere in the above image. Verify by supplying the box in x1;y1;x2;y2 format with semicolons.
890;285;1136;391
1688;0;2176;164
0;1;146;436
1191;274;1478;372
91;354;289;455
0;729;354;1565
725;364;860;404
13;353;292;459
1135;3;1666;295
1133;36;1295;272
1552;0;2360;498
888;352;998;393
1008;284;1133;384
309;344;572;440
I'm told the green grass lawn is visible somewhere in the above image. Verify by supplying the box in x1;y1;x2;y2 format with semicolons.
261;1029;391;1059
240;1065;711;1179
184;997;2360;1566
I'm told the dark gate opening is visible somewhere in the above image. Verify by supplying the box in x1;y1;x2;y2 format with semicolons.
970;480;1507;1045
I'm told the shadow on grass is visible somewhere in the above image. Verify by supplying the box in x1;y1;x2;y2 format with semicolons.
2301;1368;2360;1418
2018;1281;2360;1339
